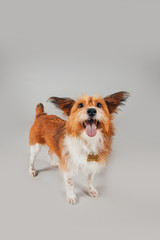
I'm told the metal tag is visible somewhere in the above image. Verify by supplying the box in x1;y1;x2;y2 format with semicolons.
87;154;100;162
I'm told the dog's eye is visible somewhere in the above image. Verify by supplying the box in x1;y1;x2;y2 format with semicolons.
96;102;102;108
78;103;84;108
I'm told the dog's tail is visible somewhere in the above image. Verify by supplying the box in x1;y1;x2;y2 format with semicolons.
35;103;46;118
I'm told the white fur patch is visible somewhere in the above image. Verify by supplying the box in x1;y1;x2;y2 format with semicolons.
63;130;104;176
29;143;41;177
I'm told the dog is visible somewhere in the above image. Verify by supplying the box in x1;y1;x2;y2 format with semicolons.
29;92;129;204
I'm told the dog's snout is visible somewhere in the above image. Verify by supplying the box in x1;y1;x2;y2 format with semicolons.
87;108;97;117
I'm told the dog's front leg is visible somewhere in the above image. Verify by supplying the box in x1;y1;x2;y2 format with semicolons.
87;173;99;197
64;172;77;204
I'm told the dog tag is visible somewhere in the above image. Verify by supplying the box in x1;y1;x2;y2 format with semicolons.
87;154;100;162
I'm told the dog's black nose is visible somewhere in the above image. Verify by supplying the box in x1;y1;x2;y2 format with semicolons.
87;108;97;117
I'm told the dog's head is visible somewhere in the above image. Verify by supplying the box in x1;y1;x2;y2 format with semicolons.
48;92;129;138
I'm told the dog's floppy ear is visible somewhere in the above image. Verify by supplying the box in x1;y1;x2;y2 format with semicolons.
104;91;129;114
47;97;75;116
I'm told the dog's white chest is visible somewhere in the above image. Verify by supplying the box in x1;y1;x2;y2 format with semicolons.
63;132;104;174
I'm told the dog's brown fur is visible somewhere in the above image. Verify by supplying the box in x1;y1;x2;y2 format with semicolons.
29;92;129;171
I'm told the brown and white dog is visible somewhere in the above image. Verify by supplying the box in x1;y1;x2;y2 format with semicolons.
29;92;129;204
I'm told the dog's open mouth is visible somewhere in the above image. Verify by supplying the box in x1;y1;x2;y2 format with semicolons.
83;119;99;137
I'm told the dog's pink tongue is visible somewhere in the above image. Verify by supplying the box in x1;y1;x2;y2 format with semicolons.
85;122;97;137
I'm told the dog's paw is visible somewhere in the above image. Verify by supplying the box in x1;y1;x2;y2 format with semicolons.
29;170;38;177
51;162;60;168
67;194;77;204
88;187;99;198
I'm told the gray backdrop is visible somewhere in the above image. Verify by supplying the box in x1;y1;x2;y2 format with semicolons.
0;1;160;240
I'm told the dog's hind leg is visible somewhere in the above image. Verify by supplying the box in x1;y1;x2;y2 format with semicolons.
29;143;41;177
48;149;59;168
